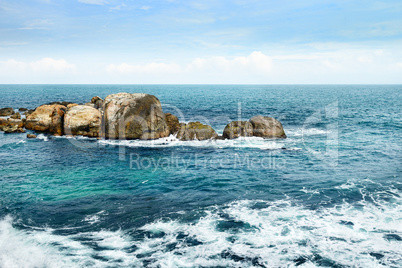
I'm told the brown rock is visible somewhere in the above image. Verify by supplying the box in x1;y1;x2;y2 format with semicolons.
10;112;21;119
7;119;24;128
27;134;37;138
223;121;253;139
2;125;24;133
101;93;170;140
0;118;7;127
91;96;104;109
0;107;14;116
19;108;28;112
67;103;78;109
176;122;218;141
165;113;180;135
64;105;101;137
23;109;35;116
249;116;286;138
25;104;66;135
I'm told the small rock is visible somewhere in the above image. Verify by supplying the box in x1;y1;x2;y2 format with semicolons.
165;113;180;135
19;108;28;112
10;112;21;119
0;107;14;116
91;96;104;109
23;109;35;116
7;119;24;128
27;134;37;139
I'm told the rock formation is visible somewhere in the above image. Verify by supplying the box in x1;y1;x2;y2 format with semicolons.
165;113;180;135
64;105;101;137
25;104;66;136
249;116;286;138
176;122;218;141
101;93;170;140
223;121;253;139
0;107;14;116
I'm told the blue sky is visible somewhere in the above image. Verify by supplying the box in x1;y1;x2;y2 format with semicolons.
0;0;401;83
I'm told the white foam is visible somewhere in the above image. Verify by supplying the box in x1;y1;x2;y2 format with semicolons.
1;188;400;267
98;135;290;150
287;128;330;137
36;134;49;141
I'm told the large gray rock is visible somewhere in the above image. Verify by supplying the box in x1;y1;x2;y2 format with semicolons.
0;107;14;116
25;104;66;136
176;122;218;141
101;93;170;140
64;105;101;137
249;116;286;138
223;121;253;139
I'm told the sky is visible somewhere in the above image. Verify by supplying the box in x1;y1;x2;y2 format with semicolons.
0;0;401;84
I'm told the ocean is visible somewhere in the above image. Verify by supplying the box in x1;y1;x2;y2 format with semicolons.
0;85;401;267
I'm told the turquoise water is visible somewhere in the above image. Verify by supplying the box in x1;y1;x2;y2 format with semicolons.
0;85;401;267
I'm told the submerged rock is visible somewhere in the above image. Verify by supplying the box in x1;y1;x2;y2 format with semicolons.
223;121;253;139
101;93;170;140
64;105;101;137
176;122;218;141
0;107;14;116
25;104;66;136
249;116;286;138
165;113;180;135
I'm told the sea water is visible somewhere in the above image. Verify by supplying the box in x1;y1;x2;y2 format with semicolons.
0;85;401;267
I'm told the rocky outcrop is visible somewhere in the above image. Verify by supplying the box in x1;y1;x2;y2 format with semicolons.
223;121;253;139
25;104;66;136
176;122;218;141
10;112;21;119
91;96;103;109
64;105;101;137
249;116;286;138
165;113;180;135
0;107;14;116
101;93;170;140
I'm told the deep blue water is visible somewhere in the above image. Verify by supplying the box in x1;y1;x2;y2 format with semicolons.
0;85;401;267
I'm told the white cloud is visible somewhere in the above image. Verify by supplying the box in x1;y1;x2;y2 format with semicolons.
140;6;152;11
110;3;126;11
107;62;181;74
78;0;108;5
0;58;76;83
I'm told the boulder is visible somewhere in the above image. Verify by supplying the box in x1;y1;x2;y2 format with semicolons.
2;125;25;133
27;134;37;139
176;122;218;141
0;118;7;127
165;113;180;135
10;112;21;119
48;101;73;106
7;119;24;128
84;102;96;108
19;108;28;112
67;103;78;109
223;121;253;139
91;96;103;109
64;105;101;137
25;104;66;135
249;116;286;138
0;107;14;116
101;93;170;140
